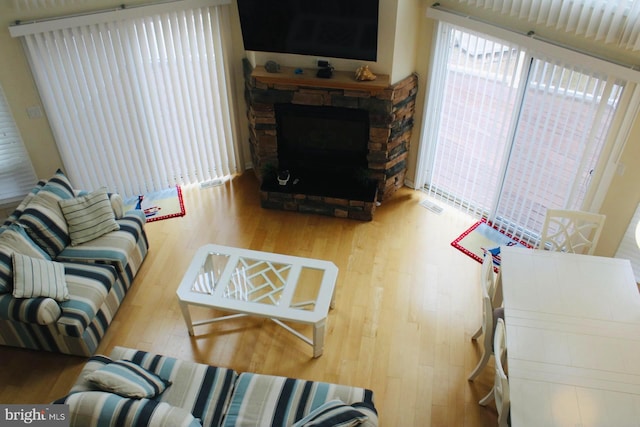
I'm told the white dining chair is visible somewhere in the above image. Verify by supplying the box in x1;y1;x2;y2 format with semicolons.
539;209;606;255
471;253;502;340
468;273;503;381
480;317;510;427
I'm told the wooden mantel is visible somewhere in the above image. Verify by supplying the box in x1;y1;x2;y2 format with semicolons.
251;65;390;94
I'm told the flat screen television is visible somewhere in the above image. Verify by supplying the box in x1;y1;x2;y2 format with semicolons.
236;0;379;62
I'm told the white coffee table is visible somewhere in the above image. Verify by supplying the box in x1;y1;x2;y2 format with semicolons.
176;244;338;358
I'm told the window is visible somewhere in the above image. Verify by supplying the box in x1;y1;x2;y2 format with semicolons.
418;23;629;244
0;84;38;205
12;2;239;197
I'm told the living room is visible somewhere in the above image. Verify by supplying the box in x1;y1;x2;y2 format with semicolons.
1;1;640;426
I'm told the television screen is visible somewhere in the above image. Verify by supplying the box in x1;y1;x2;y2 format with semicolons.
237;0;379;62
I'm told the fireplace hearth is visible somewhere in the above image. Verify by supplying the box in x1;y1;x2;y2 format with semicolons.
244;60;418;220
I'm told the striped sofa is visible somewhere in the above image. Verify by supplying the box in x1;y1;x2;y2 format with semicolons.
56;346;378;427
0;171;149;356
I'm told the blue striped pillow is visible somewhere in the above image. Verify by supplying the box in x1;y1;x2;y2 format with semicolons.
85;360;172;398
292;400;370;427
19;170;75;258
55;391;202;427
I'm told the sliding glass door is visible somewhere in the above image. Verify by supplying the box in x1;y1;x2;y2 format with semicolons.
419;23;624;243
495;58;622;239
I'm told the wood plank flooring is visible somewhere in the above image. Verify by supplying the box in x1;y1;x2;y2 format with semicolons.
0;171;498;426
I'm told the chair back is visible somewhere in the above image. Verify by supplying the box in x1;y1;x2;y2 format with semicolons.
494;317;510;427
480;283;494;353
468;255;501;381
481;253;502;308
539;209;606;255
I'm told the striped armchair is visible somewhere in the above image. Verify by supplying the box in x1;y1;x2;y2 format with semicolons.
56;346;378;427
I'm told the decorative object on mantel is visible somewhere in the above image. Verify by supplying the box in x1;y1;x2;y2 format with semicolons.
316;60;334;79
264;60;280;73
355;65;377;81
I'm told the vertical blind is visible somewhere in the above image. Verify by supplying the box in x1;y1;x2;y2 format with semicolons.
17;3;239;197
458;0;640;51
12;0;87;11
421;28;522;220
0;84;38;204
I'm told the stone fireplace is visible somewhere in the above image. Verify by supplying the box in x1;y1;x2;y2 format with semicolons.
243;59;418;220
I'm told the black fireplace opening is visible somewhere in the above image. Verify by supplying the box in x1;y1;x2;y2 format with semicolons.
261;103;377;201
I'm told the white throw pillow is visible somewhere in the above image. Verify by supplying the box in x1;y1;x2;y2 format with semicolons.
59;187;120;246
85;360;172;399
12;253;68;301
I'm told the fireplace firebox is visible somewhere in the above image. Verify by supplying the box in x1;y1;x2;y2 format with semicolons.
266;104;375;200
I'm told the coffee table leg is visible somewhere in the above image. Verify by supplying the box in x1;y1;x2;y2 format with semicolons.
313;319;326;358
178;301;195;336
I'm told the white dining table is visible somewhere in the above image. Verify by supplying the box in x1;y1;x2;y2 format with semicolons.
500;245;640;427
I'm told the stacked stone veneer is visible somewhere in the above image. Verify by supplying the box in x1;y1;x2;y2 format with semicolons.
244;61;418;220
